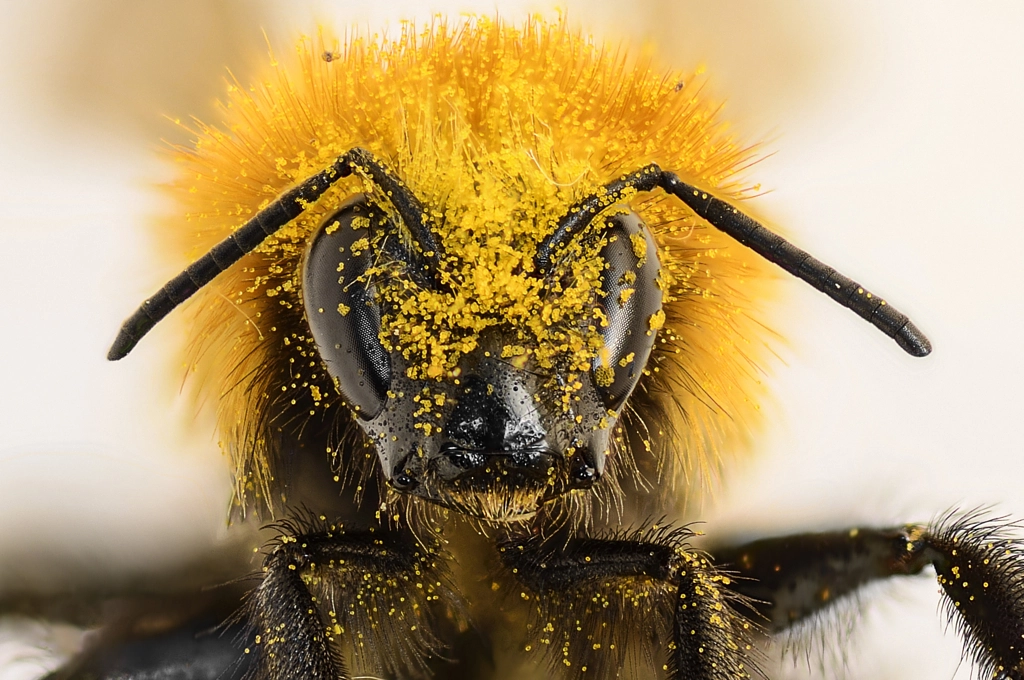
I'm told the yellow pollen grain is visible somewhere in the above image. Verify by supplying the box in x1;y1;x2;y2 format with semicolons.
630;232;647;260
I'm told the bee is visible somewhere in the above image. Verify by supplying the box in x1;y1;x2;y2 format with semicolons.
8;13;1024;680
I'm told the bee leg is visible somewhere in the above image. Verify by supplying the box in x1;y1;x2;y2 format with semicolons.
249;525;454;680
709;526;930;633
711;513;1024;679
42;592;254;680
500;527;756;680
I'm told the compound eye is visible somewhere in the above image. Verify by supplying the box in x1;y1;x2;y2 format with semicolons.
302;196;391;419
592;212;664;412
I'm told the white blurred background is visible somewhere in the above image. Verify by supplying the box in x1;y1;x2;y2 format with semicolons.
0;1;1022;678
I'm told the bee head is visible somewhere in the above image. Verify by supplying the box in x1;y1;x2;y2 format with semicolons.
301;181;664;521
110;148;929;520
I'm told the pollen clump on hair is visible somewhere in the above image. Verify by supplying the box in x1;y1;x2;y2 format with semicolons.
163;15;776;514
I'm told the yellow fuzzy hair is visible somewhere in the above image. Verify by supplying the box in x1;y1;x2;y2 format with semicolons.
161;16;777;516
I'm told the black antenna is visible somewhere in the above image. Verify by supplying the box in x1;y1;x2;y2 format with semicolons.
537;164;931;358
346;148;443;267
108;148;435;361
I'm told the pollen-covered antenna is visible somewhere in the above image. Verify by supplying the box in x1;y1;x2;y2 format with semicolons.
537;165;932;358
108;148;437;361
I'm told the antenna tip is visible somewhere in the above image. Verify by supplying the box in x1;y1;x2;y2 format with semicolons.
107;331;136;361
107;311;153;361
895;321;932;358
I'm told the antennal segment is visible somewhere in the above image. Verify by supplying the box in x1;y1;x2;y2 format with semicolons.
534;165;662;275
537;165;931;358
107;155;355;361
346;148;442;270
659;172;931;357
108;148;446;362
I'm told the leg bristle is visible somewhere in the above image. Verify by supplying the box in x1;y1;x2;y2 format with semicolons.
925;511;1024;679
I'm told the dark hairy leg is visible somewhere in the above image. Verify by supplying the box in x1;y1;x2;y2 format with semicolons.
35;513;1024;679
245;519;458;680
710;526;930;633
711;512;1024;679
500;526;756;680
38;521;465;680
41;587;253;680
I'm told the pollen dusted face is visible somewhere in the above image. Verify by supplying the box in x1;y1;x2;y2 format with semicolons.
300;156;667;520
174;18;776;517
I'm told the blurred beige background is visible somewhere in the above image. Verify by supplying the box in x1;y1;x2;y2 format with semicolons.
1;1;1023;679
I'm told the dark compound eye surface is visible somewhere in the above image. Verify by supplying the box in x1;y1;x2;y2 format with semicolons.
591;211;664;412
302;197;391;420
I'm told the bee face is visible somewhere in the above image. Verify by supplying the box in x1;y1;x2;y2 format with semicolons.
105;18;927;531
301;184;664;520
352;346;598;519
123;19;781;519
